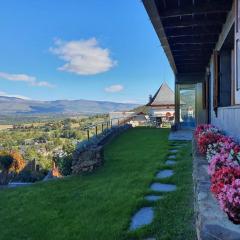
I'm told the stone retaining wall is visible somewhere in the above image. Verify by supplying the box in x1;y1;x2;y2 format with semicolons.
192;140;240;240
72;124;132;174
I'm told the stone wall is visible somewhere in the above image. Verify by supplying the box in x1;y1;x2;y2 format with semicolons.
72;124;131;174
72;146;103;173
192;140;240;240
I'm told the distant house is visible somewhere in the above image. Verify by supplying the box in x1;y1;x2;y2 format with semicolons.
109;111;149;126
109;111;135;125
129;112;149;127
147;82;175;124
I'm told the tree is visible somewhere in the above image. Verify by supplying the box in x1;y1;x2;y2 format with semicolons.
9;150;25;173
0;150;25;185
53;143;75;176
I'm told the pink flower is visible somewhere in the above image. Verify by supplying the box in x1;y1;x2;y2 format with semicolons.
195;124;240;224
208;153;238;176
218;179;240;223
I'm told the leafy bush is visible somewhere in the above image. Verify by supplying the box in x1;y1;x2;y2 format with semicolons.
9;150;25;173
0;150;25;184
54;154;73;176
53;143;74;176
0;152;13;170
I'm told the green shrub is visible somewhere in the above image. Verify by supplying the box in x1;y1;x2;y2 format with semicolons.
55;155;73;176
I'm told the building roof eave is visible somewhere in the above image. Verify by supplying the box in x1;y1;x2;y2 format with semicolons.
143;0;177;75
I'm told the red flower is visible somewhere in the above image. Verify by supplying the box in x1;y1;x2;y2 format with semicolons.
211;167;240;198
197;131;221;154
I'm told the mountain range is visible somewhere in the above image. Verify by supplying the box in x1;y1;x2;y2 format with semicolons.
0;96;140;115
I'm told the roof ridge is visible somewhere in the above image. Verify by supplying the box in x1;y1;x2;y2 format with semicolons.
147;82;174;106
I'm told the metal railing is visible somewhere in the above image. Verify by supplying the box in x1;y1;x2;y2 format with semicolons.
83;115;146;141
82;114;175;141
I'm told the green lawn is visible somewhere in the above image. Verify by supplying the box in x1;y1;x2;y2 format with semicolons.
0;128;195;240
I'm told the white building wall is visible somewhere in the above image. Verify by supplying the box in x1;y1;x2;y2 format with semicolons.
149;108;174;117
211;106;240;141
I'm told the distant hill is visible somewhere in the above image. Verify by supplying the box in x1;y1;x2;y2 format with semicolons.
0;96;140;116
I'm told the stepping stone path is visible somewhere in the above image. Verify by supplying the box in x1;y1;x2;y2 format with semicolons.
129;144;179;235
156;169;174;179
129;207;154;230
165;160;177;165
150;183;177;192
145;195;163;202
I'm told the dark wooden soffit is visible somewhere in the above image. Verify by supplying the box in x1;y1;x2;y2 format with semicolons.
143;0;233;74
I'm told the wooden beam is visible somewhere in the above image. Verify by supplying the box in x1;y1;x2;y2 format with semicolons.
175;59;209;64
174;57;209;62
165;25;222;36
169;42;216;46
171;48;214;53
162;19;225;29
171;49;212;53
174;57;208;60
177;66;206;73
167;33;219;38
159;2;231;19
167;35;219;44
173;52;211;56
178;70;206;74
177;62;205;67
173;55;212;60
169;43;215;51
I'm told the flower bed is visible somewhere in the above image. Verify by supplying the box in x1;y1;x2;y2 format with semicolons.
195;124;240;224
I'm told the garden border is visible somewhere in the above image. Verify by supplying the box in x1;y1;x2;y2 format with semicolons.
192;140;240;240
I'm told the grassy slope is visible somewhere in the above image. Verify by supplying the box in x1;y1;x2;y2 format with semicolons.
0;128;195;240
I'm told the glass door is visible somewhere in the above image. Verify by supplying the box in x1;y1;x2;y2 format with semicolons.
179;86;196;128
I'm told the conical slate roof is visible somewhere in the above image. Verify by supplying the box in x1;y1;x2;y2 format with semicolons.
147;82;174;106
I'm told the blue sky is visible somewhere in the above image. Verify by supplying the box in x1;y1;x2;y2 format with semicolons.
0;0;174;104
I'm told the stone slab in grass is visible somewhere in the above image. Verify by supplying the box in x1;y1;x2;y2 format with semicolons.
168;155;176;159
145;195;163;202
150;183;176;192
156;169;174;179
169;149;178;153
129;207;154;231
165;160;177;165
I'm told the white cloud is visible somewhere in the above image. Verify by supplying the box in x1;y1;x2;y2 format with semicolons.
105;84;124;93
50;38;117;75
31;81;54;88
0;91;31;100
0;72;55;88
